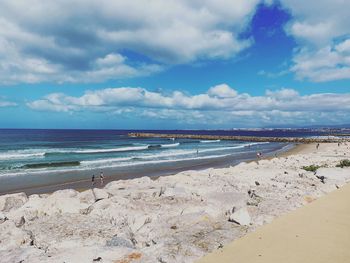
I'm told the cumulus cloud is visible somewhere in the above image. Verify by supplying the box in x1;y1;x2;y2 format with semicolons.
280;0;350;82
0;98;16;107
208;84;238;98
27;84;350;126
0;0;260;84
291;43;350;82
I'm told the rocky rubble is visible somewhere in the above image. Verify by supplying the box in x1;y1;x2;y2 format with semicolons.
0;143;349;262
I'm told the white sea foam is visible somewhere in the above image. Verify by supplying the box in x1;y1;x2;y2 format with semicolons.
197;142;268;153
0;151;45;160
0;152;234;178
200;140;221;143
81;149;193;166
72;145;149;154
79;144;263;168
81;153;233;169
81;142;269;168
245;142;269;146
67;143;178;154
0;141;272;177
161;143;179;148
81;156;134;165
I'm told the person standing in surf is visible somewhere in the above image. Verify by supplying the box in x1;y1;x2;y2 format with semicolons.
91;174;95;187
100;171;104;186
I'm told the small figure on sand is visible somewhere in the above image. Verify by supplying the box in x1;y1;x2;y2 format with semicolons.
91;174;95;187
316;143;320;150
100;171;104;186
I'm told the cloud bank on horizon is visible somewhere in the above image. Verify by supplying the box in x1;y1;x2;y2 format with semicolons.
27;84;350;127
0;0;350;128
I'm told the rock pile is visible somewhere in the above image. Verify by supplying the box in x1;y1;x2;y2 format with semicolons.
0;143;349;262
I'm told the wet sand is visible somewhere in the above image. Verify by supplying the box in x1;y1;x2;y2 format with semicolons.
0;144;295;196
0;153;255;195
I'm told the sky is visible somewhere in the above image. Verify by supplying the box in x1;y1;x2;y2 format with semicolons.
0;0;349;129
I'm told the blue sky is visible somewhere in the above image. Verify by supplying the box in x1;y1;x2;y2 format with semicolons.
0;0;349;129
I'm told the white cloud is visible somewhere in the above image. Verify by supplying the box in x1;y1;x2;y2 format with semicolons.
265;88;299;100
27;84;350;126
0;0;260;84
282;0;350;45
291;42;350;82
280;0;350;82
0;34;162;84
0;98;16;107
208;84;238;98
2;0;350;84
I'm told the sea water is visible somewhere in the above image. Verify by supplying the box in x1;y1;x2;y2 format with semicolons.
0;128;329;193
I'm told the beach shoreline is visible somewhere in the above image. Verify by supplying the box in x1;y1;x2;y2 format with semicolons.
1;142;349;263
0;142;296;196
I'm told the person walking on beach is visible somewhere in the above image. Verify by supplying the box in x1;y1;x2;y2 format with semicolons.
316;143;320;150
91;174;95;187
100;171;104;186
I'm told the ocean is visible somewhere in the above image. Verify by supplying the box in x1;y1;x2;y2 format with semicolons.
0;128;332;194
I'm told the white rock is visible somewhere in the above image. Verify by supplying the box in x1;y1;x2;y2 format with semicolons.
229;207;251;226
51;189;79;198
92;188;110;201
38;196;88;215
0;221;31;250
78;190;95;204
163;186;190;198
205;192;246;212
0;211;7;223
128;215;152;234
0;192;28;212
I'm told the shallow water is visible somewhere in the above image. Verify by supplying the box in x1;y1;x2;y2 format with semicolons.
0;128;316;193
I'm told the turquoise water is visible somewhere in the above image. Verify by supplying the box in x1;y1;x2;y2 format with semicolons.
0;129;294;193
0;129;285;175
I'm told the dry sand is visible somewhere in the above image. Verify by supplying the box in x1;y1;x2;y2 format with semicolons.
197;181;350;263
198;143;350;263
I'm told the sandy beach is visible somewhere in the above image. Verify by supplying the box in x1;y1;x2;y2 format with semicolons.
0;142;349;262
198;181;350;263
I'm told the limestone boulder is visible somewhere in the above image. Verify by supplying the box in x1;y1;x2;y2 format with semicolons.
0;192;28;212
92;188;110;201
0;211;7;223
228;207;251;226
162;186;190;198
78;189;95;204
0;221;32;250
51;189;79;198
205;192;246;213
39;195;88;215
